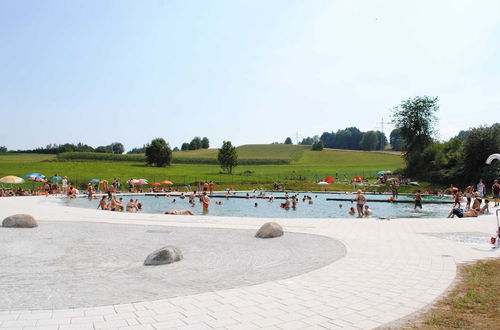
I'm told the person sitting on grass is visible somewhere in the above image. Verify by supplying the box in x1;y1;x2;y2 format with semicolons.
165;209;194;215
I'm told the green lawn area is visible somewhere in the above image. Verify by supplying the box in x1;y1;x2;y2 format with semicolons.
0;146;405;191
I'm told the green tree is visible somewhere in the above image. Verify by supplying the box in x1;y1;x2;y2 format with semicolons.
110;142;125;154
461;124;500;184
375;131;387;150
0;146;7;153
392;96;439;175
360;131;378;150
311;140;324;151
95;145;112;153
284;137;292;144
145;138;172;167
389;128;404;151
189;137;202;150
217;141;238;174
201;137;210;149
181;143;190;151
127;146;145;154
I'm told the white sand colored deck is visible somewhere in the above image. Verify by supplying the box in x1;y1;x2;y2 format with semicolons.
0;196;499;330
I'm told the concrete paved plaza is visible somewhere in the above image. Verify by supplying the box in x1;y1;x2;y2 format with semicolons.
0;196;499;329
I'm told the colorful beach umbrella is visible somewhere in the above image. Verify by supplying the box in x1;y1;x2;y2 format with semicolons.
89;179;100;183
325;177;335;183
152;183;161;187
317;181;328;185
136;179;148;185
160;180;173;185
25;173;45;179
0;176;25;184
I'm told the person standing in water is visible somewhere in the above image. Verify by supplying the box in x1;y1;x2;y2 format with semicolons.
415;190;423;209
355;190;366;217
201;192;210;213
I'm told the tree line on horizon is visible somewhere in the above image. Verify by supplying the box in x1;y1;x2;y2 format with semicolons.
283;127;392;151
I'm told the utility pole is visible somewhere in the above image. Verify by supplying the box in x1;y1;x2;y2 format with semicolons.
376;117;385;135
294;131;301;144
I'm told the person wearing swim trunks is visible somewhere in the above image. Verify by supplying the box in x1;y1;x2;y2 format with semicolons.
415;190;423;209
355;190;366;217
492;180;500;207
453;190;461;208
477;179;486;198
464;185;473;210
448;208;478;218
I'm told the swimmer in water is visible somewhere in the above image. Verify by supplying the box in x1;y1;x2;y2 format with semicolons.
364;205;372;217
348;207;355;216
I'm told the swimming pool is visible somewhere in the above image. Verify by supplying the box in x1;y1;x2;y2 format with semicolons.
63;192;454;219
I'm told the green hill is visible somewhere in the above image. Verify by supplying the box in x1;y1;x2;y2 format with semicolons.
172;144;307;162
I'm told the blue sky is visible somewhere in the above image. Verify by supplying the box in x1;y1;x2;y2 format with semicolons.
1;0;499;151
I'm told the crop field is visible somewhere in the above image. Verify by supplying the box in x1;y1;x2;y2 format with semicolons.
0;146;404;191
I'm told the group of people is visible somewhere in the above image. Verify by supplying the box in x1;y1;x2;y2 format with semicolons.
351;190;373;217
447;179;499;218
97;195;142;212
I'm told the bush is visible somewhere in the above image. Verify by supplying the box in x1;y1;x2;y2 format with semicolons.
145;138;172;167
312;141;324;151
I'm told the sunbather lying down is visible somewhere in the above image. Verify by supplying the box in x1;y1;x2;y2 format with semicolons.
447;208;478;218
165;209;194;215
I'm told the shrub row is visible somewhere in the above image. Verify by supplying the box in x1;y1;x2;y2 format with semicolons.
58;152;146;162
57;152;290;165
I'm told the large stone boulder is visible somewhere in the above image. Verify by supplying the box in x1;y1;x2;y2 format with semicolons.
255;222;283;239
2;214;38;228
144;246;183;266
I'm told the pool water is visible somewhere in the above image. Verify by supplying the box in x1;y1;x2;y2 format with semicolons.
63;192;454;219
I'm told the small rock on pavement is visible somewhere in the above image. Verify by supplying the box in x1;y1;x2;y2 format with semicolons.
2;214;38;228
255;222;284;239
144;246;183;266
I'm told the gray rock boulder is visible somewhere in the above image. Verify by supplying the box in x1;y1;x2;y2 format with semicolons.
144;246;183;266
2;214;38;228
255;222;283;239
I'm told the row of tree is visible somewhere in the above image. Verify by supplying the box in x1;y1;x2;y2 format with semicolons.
1;142;125;154
145;138;238;173
292;127;388;151
1;138;212;155
392;96;499;186
180;137;209;151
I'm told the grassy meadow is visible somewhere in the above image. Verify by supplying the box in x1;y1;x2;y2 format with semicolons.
0;145;405;191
